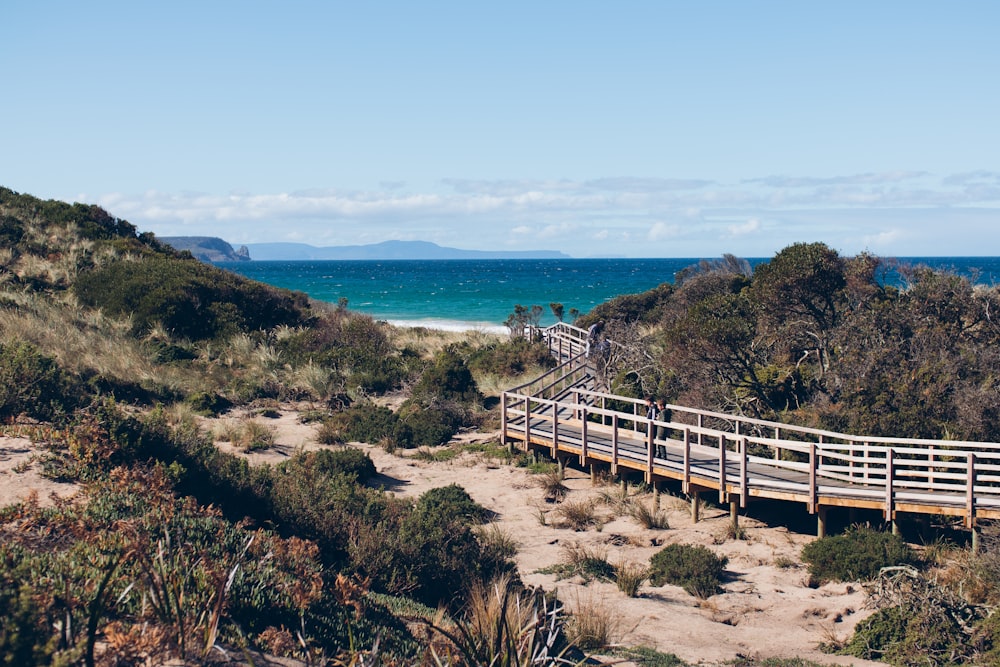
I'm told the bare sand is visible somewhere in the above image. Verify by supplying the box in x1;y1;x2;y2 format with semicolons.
1;408;885;666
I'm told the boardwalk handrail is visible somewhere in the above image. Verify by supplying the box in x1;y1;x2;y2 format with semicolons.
501;335;1000;528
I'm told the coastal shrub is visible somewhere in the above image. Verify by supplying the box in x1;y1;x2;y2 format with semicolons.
843;605;970;665
801;525;920;584
327;402;399;444
397;404;464;447
410;348;482;404
74;256;310;340
185;391;232;416
277;311;408;394
466;337;556;377
0;340;85;423
415;483;488;524
648;543;727;598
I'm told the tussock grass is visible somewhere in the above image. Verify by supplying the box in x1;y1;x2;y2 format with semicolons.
628;501;671;530
216;417;276;452
537;468;568;502
554;498;602;531
474;523;519;560
0;290;199;395
614;559;649;597
566;591;619;650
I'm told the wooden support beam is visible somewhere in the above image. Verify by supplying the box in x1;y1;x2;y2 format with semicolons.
817;506;827;538
691;490;700;523
740;437;748;508
682;427;691;494
730;499;739;532
718;434;727;504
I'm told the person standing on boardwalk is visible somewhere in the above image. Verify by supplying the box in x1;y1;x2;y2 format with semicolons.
655;398;671;458
586;320;604;357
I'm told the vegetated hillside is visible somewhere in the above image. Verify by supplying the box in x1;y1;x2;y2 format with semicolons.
0;188;572;665
584;243;1000;444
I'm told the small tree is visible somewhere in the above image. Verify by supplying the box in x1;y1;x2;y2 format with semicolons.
549;302;565;322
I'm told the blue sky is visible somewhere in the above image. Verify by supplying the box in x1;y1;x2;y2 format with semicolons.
3;1;999;258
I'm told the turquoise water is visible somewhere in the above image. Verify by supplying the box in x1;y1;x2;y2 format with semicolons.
217;257;1000;331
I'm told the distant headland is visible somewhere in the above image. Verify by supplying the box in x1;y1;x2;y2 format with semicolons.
160;236;250;262
241;240;570;261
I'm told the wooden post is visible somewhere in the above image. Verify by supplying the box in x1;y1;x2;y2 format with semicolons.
646;420;654;482
718;434;727;503
524;396;531;443
740;437;748;508
691;490;700;523
653;482;661;511
774;426;782;461
590;463;597;486
967;452;977;529
681;426;691;493
809;443;817;514
500;392;508;447
697;413;704;446
730;499;739;533
817;506;828;538
610;413;618;475
972;525;981;554
551;401;559;459
885;448;895;522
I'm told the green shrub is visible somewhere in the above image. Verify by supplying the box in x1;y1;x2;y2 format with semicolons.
185;391;232;416
466;338;556;376
74;257;310;340
329;403;399;444
648;543;727;598
410;348;482;404
398;405;463;448
843;604;970;665
0;340;85;423
801;525;920;584
277;447;376;484
415;484;488;524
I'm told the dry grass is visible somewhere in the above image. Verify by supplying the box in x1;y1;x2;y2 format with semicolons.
0;290;199;395
627;500;671;530
216;418;276;452
537;468;568;503
554;498;602;531
614;559;649;597
566;591;620;650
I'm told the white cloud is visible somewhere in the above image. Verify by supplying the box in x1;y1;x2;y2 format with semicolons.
82;170;1000;258
726;218;761;237
648;222;681;241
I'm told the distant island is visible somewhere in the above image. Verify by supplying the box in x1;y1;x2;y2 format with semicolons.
160;236;250;262
241;240;571;260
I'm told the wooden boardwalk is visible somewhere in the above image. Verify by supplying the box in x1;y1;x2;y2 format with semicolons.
503;323;1000;537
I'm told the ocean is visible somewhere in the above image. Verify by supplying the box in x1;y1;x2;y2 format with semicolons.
217;257;1000;332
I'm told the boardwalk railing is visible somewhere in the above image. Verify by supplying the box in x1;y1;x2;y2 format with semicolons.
503;324;1000;528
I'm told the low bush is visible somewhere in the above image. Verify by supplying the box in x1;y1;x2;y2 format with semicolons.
415;483;489;524
0;340;85;423
74;257;311;341
185;391;232;417
328;402;399;444
648;543;727;598
801;525;920;584
466;337;556;377
843;605;970;665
